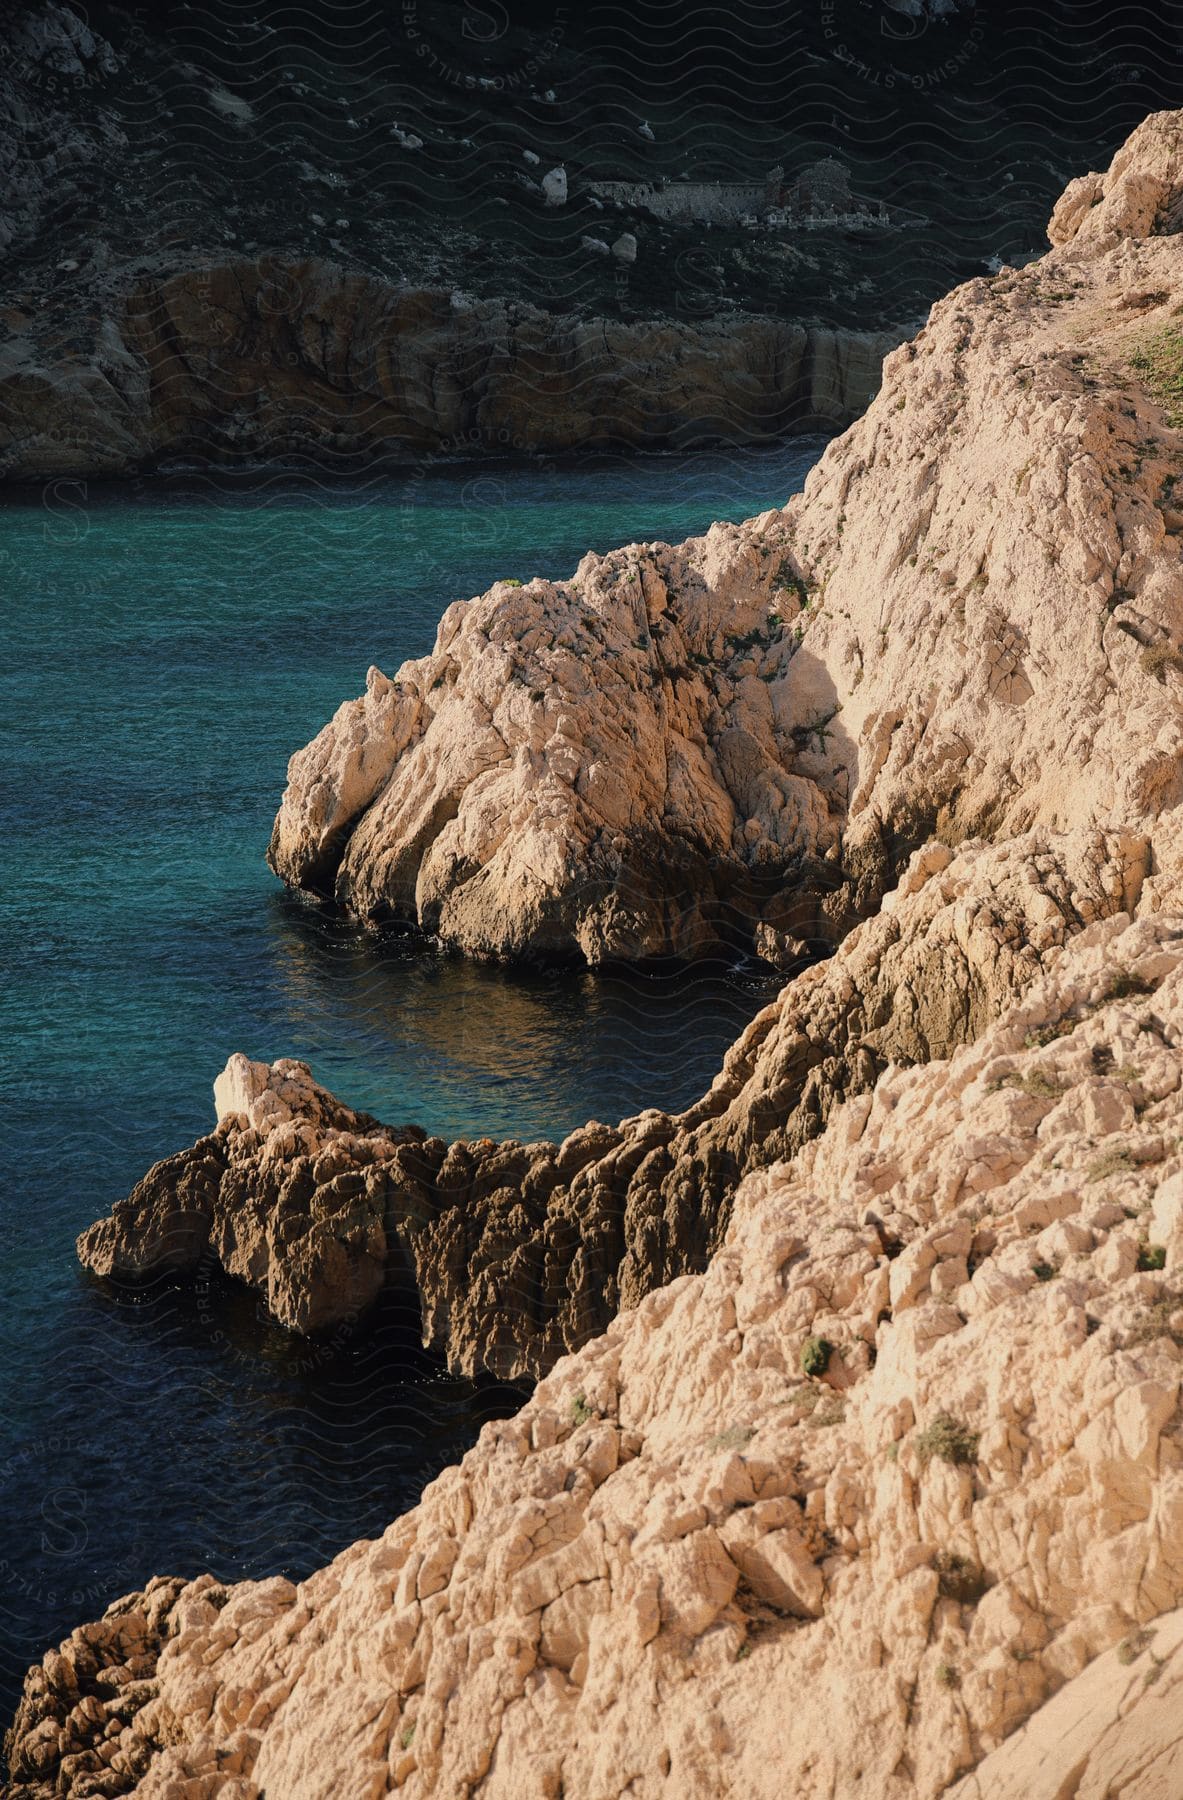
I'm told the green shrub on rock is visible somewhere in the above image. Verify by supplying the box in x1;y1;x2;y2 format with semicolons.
916;1412;979;1469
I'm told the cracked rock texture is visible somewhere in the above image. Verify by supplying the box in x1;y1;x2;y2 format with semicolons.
15;109;1183;1798
75;107;1183;1377
79;826;1148;1373
269;113;1183;964
15;912;1183;1797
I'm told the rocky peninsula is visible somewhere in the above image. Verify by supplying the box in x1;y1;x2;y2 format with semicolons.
8;110;1183;1798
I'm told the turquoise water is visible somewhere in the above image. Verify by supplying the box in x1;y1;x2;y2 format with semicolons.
0;440;822;1716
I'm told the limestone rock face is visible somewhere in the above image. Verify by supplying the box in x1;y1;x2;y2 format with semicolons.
19;109;1183;1800
81;106;1183;1374
1048;109;1183;249
0;258;901;481
268;527;852;964
269;109;1183;964
948;1605;1183;1798
17;913;1183;1798
785;110;1183;888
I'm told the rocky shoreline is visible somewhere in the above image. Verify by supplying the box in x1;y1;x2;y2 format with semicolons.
8;110;1183;1797
79;826;1146;1380
0;256;902;481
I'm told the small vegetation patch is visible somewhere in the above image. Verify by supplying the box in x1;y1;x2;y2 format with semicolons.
916;1413;980;1469
724;624;769;657
771;558;815;606
1032;1261;1057;1282
1116;1628;1155;1666
935;1661;960;1689
1024;1019;1076;1048
1021;1069;1067;1100
800;1336;833;1378
1142;644;1183;682
1126;1292;1183;1347
1130;325;1183;426
1102;968;1158;1002
810;1400;846;1429
934;1551;990;1604
707;1425;756;1453
570;1394;596;1426
1137;1244;1167;1272
497;577;524;588
1087;1147;1137;1184
992;1069;1066;1101
790;706;841;755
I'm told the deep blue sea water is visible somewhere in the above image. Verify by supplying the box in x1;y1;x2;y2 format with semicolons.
0;439;823;1718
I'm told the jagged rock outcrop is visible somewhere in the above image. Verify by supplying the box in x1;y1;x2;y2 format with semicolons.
79;826;1147;1373
267;516;851;967
268;112;1183;964
0;256;900;481
75;1056;427;1335
16;911;1183;1797
80;111;1183;1378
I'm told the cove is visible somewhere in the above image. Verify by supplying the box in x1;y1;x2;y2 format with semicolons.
0;438;823;1717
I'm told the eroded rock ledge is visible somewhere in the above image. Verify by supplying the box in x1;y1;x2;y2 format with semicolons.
79;827;1147;1378
15;911;1183;1797
0;257;901;482
76;109;1183;1378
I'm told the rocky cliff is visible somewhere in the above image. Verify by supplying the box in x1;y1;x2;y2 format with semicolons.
3;1;1176;483
12;908;1183;1797
268;107;1183;966
71;106;1177;1380
10;110;1183;1798
0;258;901;480
79;827;1147;1376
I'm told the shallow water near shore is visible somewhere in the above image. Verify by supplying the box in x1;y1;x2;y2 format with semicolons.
0;438;823;1715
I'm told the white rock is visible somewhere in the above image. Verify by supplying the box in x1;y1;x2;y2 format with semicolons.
541;166;567;206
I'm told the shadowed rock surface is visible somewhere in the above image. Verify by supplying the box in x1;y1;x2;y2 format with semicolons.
17;908;1183;1797
0;257;903;479
4;2;1181;481
79;827;1149;1377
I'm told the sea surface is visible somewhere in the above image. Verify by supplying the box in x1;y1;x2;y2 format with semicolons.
0;438;823;1717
